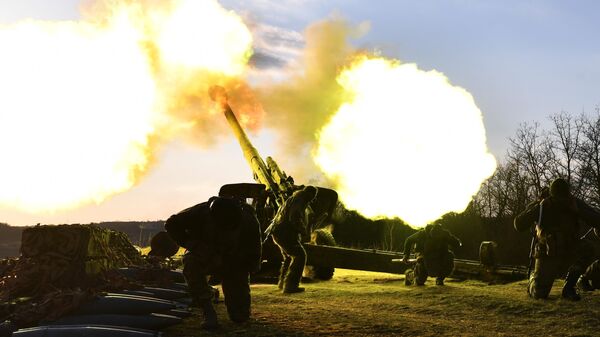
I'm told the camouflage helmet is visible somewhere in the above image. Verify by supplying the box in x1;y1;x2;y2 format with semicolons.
550;178;570;198
148;231;179;258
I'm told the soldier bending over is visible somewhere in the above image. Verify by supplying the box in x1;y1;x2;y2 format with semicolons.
165;197;262;329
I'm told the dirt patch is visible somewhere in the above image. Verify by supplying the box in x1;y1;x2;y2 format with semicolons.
164;269;600;337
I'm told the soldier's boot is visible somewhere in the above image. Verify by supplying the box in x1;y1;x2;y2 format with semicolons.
283;286;305;294
199;300;219;330
435;277;445;286
282;254;306;294
211;287;221;303
404;269;414;286
562;272;582;301
577;275;594;292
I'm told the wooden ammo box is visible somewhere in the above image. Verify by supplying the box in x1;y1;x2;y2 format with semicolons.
20;224;143;276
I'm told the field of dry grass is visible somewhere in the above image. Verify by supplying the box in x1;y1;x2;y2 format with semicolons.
164;269;600;337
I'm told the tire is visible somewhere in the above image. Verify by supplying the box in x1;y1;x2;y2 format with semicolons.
305;229;336;280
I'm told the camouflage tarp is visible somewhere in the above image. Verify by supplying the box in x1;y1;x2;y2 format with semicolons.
20;224;144;275
0;224;150;327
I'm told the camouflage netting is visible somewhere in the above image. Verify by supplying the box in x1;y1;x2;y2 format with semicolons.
20;224;144;274
0;259;17;278
0;225;150;327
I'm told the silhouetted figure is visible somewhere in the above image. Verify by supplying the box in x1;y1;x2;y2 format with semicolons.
270;186;317;293
165;197;262;329
514;178;600;300
402;223;462;286
146;231;179;267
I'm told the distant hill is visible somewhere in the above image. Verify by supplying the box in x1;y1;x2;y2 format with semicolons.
0;221;165;258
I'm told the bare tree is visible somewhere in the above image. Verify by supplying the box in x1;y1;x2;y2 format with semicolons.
547;111;584;197
507;122;553;196
472;108;600;221
473;159;531;219
578;107;600;207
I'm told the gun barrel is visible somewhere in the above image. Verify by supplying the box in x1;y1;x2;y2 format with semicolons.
222;102;282;203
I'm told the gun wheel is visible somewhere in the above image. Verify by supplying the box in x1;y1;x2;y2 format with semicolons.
305;228;336;280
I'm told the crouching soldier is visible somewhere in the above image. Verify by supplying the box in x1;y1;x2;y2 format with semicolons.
402;224;462;286
514;178;600;300
164;197;262;329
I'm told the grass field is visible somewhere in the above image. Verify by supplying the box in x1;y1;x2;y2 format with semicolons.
164;269;600;337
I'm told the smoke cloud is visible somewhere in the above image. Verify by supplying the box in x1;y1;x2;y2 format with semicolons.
0;0;259;211
254;18;367;182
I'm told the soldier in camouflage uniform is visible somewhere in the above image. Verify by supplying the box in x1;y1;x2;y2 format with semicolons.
402;223;462;286
165;197;262;329
514;178;600;300
270;186;317;294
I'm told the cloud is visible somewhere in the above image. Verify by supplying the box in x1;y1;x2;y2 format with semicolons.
249;18;360;182
249;50;287;69
246;22;304;82
228;0;319;21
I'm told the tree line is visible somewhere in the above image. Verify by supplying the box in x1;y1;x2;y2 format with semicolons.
472;107;600;220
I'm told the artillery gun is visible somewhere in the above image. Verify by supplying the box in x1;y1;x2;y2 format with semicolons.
210;86;530;283
209;86;338;280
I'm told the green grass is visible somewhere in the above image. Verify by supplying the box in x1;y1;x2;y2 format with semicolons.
164;269;600;336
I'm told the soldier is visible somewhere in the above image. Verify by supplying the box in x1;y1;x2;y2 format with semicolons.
164;197;262;329
514;178;600;300
402;223;462;286
270;186;317;294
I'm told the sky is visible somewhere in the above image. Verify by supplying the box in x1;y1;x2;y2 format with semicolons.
0;0;599;226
